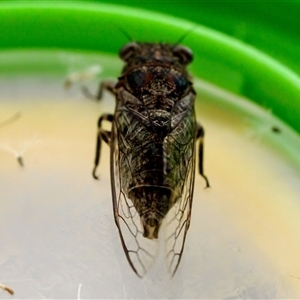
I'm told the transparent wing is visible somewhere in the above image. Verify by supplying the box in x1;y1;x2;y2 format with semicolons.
164;133;196;277
110;122;159;278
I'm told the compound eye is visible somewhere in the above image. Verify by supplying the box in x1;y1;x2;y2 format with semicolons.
126;70;145;91
169;74;190;98
119;42;141;62
174;74;189;91
173;45;193;65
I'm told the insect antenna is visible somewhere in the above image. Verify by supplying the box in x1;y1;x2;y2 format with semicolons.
172;26;197;48
118;26;134;42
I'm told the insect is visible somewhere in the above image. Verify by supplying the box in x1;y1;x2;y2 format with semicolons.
271;126;281;134
0;112;24;167
92;42;209;277
0;282;14;295
64;65;102;90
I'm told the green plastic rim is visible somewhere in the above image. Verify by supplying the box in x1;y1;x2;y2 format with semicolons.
0;1;299;135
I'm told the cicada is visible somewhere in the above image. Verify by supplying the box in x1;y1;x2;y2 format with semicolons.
92;42;209;277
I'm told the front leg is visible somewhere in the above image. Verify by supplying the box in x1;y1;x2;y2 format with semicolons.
93;113;114;179
91;80;117;178
82;81;116;101
196;123;210;188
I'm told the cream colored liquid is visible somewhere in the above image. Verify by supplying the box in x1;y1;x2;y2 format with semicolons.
0;50;300;298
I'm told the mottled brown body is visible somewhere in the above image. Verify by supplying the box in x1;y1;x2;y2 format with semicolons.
92;42;209;277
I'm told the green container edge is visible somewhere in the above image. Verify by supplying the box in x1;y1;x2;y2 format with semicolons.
0;1;300;136
94;1;300;77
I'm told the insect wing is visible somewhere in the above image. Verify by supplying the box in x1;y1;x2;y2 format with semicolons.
165;156;195;276
164;109;197;277
110;115;158;278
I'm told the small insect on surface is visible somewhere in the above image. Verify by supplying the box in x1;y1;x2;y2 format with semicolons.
0;282;14;295
0;112;24;167
92;42;209;277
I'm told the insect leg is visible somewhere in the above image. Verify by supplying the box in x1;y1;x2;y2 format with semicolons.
196;123;210;188
93;113;114;179
82;81;116;101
